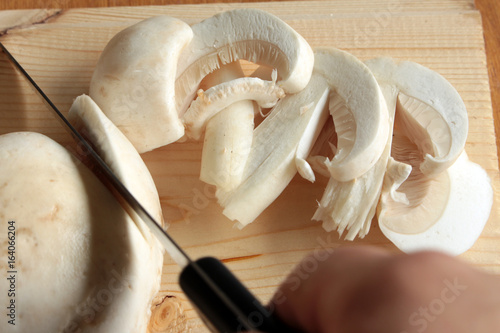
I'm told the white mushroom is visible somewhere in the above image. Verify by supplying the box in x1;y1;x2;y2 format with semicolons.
200;100;256;191
365;57;468;177
89;16;193;153
309;48;390;239
0;132;163;332
175;8;314;115
217;73;330;227
312;85;396;240
177;9;313;198
378;150;493;256
365;57;492;255
312;48;390;182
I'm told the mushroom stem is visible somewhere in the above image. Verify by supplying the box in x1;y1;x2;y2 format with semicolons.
198;61;256;192
217;74;330;227
201;102;255;191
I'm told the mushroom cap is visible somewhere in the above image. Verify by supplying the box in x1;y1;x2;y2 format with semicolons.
89;16;193;153
0;132;163;332
313;48;390;181
365;57;468;176
175;8;314;114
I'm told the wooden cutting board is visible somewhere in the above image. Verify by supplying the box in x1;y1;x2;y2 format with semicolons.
1;1;499;331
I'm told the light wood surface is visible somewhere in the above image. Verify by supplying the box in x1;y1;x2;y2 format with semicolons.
1;1;499;331
475;0;500;156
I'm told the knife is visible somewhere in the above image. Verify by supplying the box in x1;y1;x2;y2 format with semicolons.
0;42;299;333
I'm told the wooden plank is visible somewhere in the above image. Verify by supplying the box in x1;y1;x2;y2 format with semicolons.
476;0;500;162
0;1;498;331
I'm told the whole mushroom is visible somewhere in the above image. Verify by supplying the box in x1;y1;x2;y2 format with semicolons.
0;130;163;332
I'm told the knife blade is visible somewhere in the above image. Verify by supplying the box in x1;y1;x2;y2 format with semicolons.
1;41;300;333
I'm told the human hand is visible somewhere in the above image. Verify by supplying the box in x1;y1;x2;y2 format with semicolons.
269;246;500;333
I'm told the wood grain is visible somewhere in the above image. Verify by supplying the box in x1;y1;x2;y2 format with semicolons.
1;1;499;331
475;0;500;157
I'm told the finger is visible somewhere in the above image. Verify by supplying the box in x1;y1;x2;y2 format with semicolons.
270;246;391;332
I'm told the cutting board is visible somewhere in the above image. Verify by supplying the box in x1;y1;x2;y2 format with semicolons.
1;1;499;331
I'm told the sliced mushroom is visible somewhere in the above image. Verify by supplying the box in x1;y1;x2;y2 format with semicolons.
175;8;314;115
378;150;493;256
312;48;390;181
365;57;492;255
312;90;395;239
217;73;330;227
89;16;193;153
0;132;163;332
310;48;390;238
365;57;468;177
178;9;313;197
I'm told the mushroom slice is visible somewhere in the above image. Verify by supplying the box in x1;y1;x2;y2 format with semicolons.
378;150;493;256
175;8;314;114
365;57;468;176
67;95;166;242
89;16;193;153
312;82;395;240
365;57;490;255
0;132;163;332
217;73;330;227
313;48;390;181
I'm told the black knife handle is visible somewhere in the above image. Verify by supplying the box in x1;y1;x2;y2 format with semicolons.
179;256;301;333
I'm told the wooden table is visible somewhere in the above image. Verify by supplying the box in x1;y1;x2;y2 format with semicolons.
1;1;499;331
